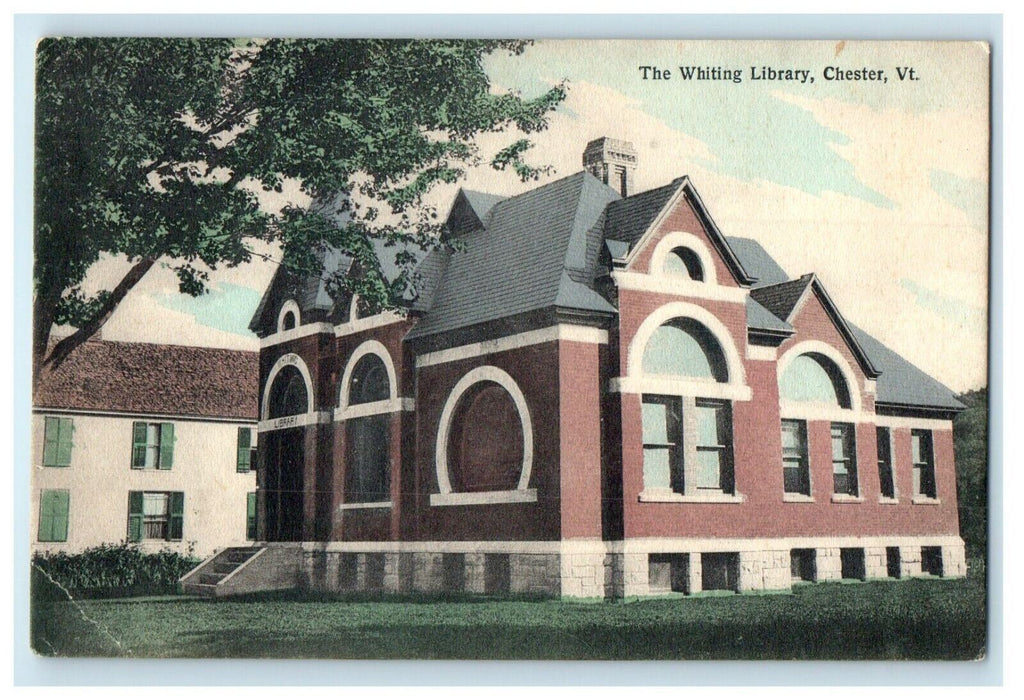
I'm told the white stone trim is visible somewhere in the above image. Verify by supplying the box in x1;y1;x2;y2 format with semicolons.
874;415;954;430
627;300;747;387
338;339;398;410
429;489;538;507
878;496;900;505
782;493;815;503
415;324;608;369
335;398;414;421
830;494;865;504
612;271;749;304
261;322;335;348
777;340;864;413
912;496;943;505
433;365;534;499
261;353;315;421
277;299;301;332
648;231;719;284
259;410;333;432
618;534;965;554
610;376;752;402
638;490;745;504
864;379;877;396
746;344;777;361
778;401;863;424
337;501;392;511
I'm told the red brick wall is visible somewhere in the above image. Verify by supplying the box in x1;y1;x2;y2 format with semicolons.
558;340;604;539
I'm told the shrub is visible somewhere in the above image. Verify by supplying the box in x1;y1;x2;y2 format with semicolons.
32;542;202;599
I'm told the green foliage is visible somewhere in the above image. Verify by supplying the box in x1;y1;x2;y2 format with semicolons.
31;543;201;599
34;38;566;365
954;388;988;559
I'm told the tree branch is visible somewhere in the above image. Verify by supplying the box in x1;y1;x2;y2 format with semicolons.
42;257;158;372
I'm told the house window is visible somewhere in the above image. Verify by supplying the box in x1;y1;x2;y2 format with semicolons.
131;422;175;470
37;490;69;543
281;310;296;330
876;426;895;499
642;396;684;493
663;247;704;281
344;352;392;503
246;492;257;541
911;429;937;499
695;400;734;493
127;491;184;542
921;546;944;576
237;427;255;473
640;319;734;498
42;416;74;467
831;423;858;496
781;419;810;496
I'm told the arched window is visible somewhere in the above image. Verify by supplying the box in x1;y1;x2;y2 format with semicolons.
779;353;851;408
639;318;734;498
663;247;704;281
348;354;390;405
281;311;296;331
642;319;728;381
343;351;393;504
268;366;308;418
447;382;524;493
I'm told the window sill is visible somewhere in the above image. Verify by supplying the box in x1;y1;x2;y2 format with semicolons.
912;496;941;505
337;501;392;511
878;496;899;505
430;489;537;507
782;493;814;503
638;490;745;504
830;494;864;503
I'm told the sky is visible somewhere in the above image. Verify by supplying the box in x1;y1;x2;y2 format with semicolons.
74;39;990;393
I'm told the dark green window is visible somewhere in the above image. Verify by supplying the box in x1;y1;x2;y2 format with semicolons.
38;490;69;542
831;423;858;496
128;491;184;542
246;492;257;540
131;422;175;470
912;430;937;498
42;417;74;467
782;419;810;495
237;427;254;473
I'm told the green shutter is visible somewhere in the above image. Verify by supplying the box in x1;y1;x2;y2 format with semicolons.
237;427;252;473
246;492;257;540
56;418;74;467
158;423;175;470
42;417;59;466
127;491;144;542
131;423;148;468
38;490;69;542
168;491;184;540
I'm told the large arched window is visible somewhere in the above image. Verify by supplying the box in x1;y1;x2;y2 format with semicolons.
640;318;734;499
779;353;851;408
778;351;857;499
663;247;704;281
268;366;309;419
642;319;728;381
447;382;524;493
343;352;393;504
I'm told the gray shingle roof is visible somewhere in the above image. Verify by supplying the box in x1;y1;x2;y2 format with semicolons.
746;297;794;334
849;324;965;410
603;178;683;246
406;171;620;339
726;237;790;287
749;274;814;323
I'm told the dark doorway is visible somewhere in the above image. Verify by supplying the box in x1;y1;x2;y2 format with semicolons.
701;552;739;592
263;428;305;541
886;547;902;578
484;554;511;595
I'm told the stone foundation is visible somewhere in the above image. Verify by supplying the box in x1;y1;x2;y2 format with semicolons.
290;536;968;600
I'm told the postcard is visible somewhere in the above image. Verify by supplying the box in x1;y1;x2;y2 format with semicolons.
29;37;989;661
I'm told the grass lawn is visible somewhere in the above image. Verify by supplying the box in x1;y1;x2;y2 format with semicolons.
31;567;986;660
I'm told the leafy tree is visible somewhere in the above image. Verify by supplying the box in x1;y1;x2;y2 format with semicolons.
953;388;988;559
34;38;565;379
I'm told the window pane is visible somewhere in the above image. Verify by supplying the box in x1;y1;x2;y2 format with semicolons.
643;448;672;490
641;321;727;381
696;404;719;447
911;433;922;463
642;401;669;444
696;449;722;489
779;354;850;407
143;492;169;516
782;421;803;452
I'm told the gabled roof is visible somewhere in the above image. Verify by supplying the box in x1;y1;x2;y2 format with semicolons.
750;274;815;323
249;245;350;332
605;177;756;286
34;340;258;420
746;297;794;335
406;171;621;339
444;189;507;237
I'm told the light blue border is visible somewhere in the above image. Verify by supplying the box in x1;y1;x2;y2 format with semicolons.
13;13;1003;686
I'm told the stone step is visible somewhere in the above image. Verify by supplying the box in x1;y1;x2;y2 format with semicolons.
213;561;241;574
200;572;229;585
182;582;218;597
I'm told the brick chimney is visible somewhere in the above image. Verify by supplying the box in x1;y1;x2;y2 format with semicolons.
583;137;638;197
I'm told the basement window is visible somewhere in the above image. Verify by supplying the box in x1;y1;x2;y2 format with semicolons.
442;553;466;593
886;547;901;578
484;554;511;595
701;552;739;592
790;549;816;582
648;553;689;593
921;547;944;577
840;548;866;581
